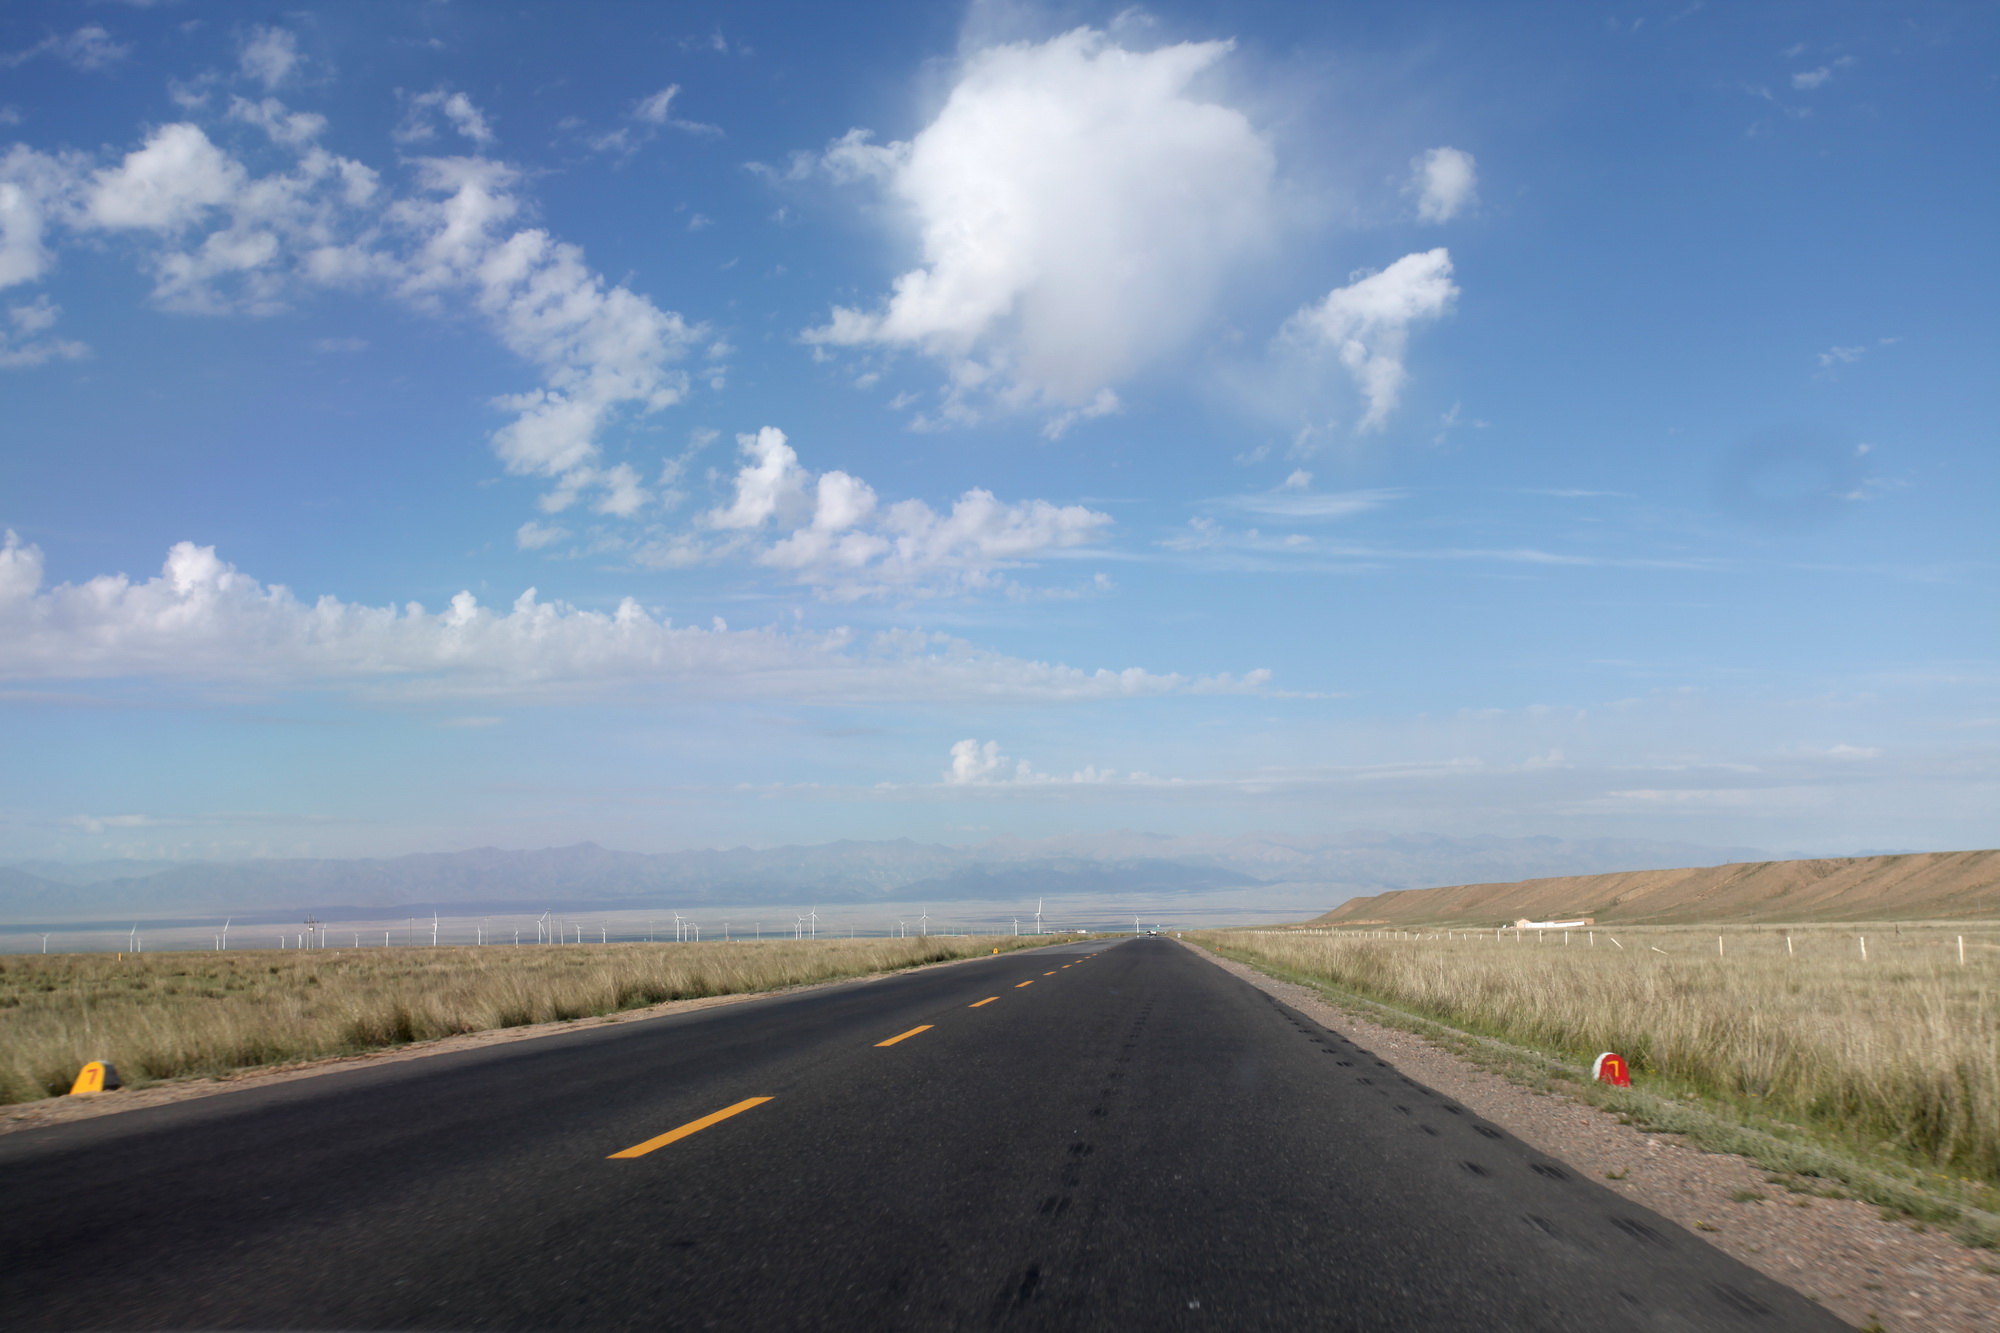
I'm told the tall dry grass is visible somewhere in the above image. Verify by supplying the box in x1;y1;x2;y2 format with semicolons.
1197;924;2000;1184
0;936;1063;1103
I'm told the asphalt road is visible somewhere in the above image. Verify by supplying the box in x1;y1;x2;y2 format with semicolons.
0;938;1845;1331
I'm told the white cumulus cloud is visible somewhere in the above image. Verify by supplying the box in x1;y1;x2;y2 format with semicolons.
0;102;707;521
72;121;381;315
802;27;1274;424
31;114;701;512
0;531;1266;704
943;739;1125;786
84;122;248;231
696;428;1112;599
0;145;79;289
388;155;701;504
1410;146;1477;222
1283;248;1459;431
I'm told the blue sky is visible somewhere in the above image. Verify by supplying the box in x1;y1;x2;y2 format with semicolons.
1;0;1994;862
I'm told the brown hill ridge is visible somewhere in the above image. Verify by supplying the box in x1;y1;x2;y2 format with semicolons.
1310;849;2000;927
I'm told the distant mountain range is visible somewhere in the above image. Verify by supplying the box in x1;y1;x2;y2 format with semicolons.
0;831;1765;923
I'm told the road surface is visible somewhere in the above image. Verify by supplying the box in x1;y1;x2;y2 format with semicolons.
0;938;1844;1330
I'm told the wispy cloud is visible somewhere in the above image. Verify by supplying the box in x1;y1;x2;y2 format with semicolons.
1;25;130;73
585;85;723;159
1211;486;1403;520
1791;56;1853;91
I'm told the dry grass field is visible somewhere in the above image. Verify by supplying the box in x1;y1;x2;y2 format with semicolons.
0;935;1068;1104
1197;923;2000;1189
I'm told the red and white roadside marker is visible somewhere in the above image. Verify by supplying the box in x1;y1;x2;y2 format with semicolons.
1591;1052;1632;1087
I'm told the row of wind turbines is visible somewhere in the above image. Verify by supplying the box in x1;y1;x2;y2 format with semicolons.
47;896;1103;956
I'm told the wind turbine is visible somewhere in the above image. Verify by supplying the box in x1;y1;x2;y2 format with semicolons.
537;910;551;944
220;917;231;951
807;907;819;940
1035;899;1043;937
431;912;439;947
919;906;929;938
39;933;50;953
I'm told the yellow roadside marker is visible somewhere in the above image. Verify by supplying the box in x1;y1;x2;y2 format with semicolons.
68;1061;121;1095
1015;980;1034;988
608;1097;772;1158
970;997;999;1007
875;1024;934;1047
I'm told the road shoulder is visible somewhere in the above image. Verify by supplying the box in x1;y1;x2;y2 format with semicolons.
1182;939;2000;1333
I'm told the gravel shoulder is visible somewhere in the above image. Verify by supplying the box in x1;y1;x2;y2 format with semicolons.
1185;939;2000;1333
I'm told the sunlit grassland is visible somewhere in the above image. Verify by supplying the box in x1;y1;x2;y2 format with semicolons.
1195;924;2000;1195
0;935;1073;1104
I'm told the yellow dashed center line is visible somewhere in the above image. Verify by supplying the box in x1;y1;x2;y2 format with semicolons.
1015;979;1034;988
608;1097;772;1158
875;1024;934;1047
969;997;998;1008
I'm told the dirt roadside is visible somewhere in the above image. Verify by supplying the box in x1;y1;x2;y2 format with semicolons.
1183;939;2000;1333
